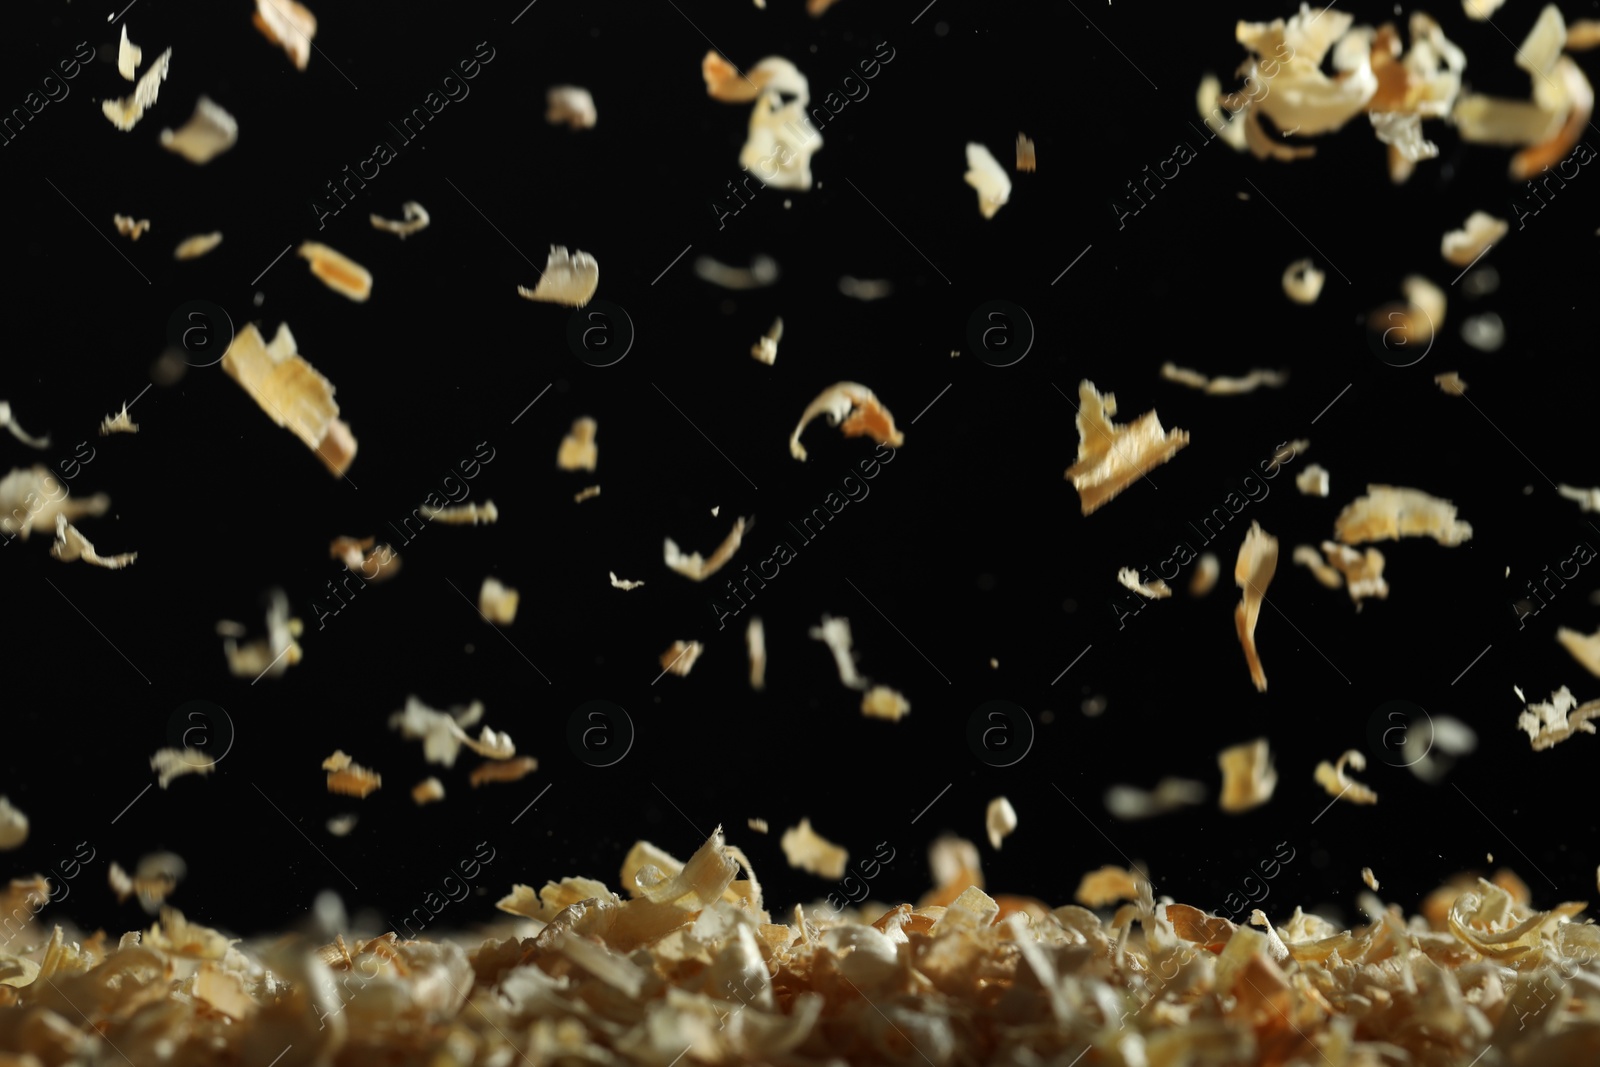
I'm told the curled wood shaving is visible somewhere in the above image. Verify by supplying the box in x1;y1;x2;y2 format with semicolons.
370;202;430;239
1159;363;1288;395
113;215;151;240
1233;521;1278;692
790;382;903;461
1334;485;1472;545
1320;541;1388;608
1117;567;1171;599
1516;685;1600;750
102;48;171;130
1064;379;1189;515
1283;258;1325;304
517;247;599;308
609;571;644;590
1314;749;1379;804
1293;544;1343;589
1441;212;1507;266
665;517;746;580
253;0;316;70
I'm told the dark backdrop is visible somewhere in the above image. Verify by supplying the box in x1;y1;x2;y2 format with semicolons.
3;0;1598;939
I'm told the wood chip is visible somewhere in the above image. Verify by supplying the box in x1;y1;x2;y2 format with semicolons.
1362;867;1380;890
1190;553;1219;597
1293;544;1343;589
1516;685;1600;750
860;685;909;721
174;232;223;260
1295;464;1330;496
1557;627;1600;677
479;577;519;624
1434;371;1468;396
1075;866;1139;908
221;322;356;477
150;748;215;789
469;757;538;787
574;485;601;503
118;25;142;80
750;317;783;365
102;48;171;130
1015;132;1036;171
781;819;848;879
1117;567;1171;599
964;142;1011;219
1320;541;1389;608
253;0;316;70
0;798;27;851
411;778;445;805
747;818;768;833
546;86;597;128
1441;212;1507;266
297;242;372;302
421;501;498;524
1064;379;1189;515
1104;778;1206;819
986;797;1016;850
557;417;598;471
98;404;139;435
1218;738;1276;812
323;751;381;797
1233;521;1278;692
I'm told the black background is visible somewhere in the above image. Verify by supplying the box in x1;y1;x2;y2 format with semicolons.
3;0;1599;941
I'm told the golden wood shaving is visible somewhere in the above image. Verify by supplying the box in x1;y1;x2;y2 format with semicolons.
557;417;598;471
1218;738;1276;813
608;571;644;590
659;640;703;676
253;0;316;70
1465;0;1507;19
1314;749;1379;804
160;96;238;164
50;515;137;569
323;750;381;797
1015;132;1036;171
1320;541;1389;608
1516;685;1600;750
1435;371;1469;396
0;403;47;449
421;500;498;524
102;48;171;130
963;142;1011;219
1558;485;1600;512
389;697;511;767
985;797;1016;850
1362;867;1381;890
747;818;768;833
109;852;186;913
574;485;600;503
1293;544;1343;589
297;242;372;302
0;465;108;539
664;516;746;580
412;778;445;805
469;756;538;787
479;577;519;625
369;201;430;238
1441;211;1507;266
98;404;138;435
149;747;215;789
1064;379;1190;515
809;615;865;689
790;382;904;461
1368;274;1446;349
860;685;909;721
113;215;151;240
1117;567;1171;599
1190;553;1219;597
1233;521;1278;692
0;798;27;851
1282;258;1326;304
701;52;807;102
750;316;783;365
1334;485;1473;545
173;232;223;260
1571;19;1600;49
221;322;356;477
546;86;597;128
1159;363;1288;395
747;616;766;690
329;536;399;582
517;247;599;308
1557;626;1600;677
780;819;848;879
221;588;302;679
118;26;142;80
1295;463;1330;496
1104;778;1206;820
1075;866;1139;908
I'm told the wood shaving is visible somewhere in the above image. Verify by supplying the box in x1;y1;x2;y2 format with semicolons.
412;778;445;805
1218;738;1276;812
807;0;843;13
1015;132;1036;171
1368;274;1446;348
664;516;746;580
1075;865;1139;908
173;232;223;260
517;247;599;307
253;0;316;70
1362;867;1381;890
694;253;781;289
838;276;892;300
1314;749;1379;804
860;685;909;721
1571;19;1600;49
1159;363;1288;394
781;818;848;879
1517;685;1600;750
1334;485;1473;545
221;589;302;679
659;640;703;677
574;485;600;503
329;537;399;582
323;750;381;797
1441;211;1507;266
0;798;27;851
1064;379;1190;515
750;317;783;365
149;747;215;789
369;201;430;238
1104;778;1206;819
746;818;769;834
557;417;598;471
469;756;538;787
1295;463;1330;496
546;86;597;128
701;53;807;102
389;697;514;767
109;852;186;913
297;242;372;302
1557;626;1600;676
809;615;865;689
1190;552;1219;597
609;571;644;591
1320;541;1388;608
479;577;519;625
421;500;497;524
1464;0;1506;19
963;142;1011;219
50;515;136;569
0;465;108;539
1117;567;1171;599
326;814;357;836
95;403;139;436
1282;258;1326;304
0;403;47;449
113;215;151;240
986;797;1016;850
221;322;357;477
1557;485;1600;512
160;96;238;164
790;382;903;461
1435;371;1469;396
118;25;142;80
747;616;766;690
1233;521;1278;692
102;48;171;130
1293;544;1343;589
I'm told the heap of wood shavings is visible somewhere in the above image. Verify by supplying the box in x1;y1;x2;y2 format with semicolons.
6;830;1594;1066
